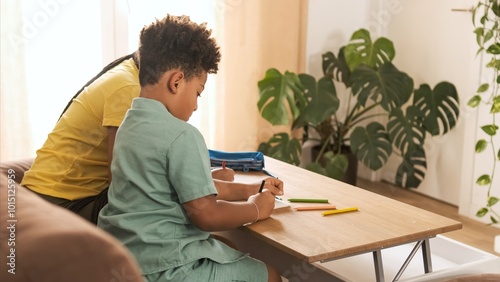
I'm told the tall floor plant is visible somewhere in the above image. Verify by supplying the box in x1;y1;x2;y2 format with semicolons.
470;0;500;225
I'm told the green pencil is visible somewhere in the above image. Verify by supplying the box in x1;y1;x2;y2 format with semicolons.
287;198;329;203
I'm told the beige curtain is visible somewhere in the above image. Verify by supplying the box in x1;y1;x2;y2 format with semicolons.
0;0;33;162
202;0;308;151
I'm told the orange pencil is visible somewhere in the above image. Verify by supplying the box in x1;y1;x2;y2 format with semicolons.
295;205;337;211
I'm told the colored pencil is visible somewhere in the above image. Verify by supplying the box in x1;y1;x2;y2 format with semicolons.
288;198;329;203
295;205;337;211
322;207;358;216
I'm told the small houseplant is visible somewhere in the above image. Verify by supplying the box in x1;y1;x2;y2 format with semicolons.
257;29;460;188
470;0;500;225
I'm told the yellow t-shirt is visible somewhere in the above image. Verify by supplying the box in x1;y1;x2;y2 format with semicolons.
21;58;140;200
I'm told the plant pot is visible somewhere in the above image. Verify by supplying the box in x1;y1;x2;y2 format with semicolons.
311;145;358;186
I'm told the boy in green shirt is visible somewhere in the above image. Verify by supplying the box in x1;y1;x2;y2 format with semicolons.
97;15;283;282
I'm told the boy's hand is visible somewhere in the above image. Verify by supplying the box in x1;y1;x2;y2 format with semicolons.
254;177;284;196
248;190;275;220
211;167;235;181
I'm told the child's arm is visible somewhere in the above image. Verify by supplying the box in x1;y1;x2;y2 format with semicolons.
214;177;284;201
183;190;276;231
106;126;119;181
211;167;235;181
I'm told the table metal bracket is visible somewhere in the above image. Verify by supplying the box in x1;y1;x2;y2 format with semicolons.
392;238;432;281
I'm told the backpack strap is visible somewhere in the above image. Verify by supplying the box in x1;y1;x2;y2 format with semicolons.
58;52;138;119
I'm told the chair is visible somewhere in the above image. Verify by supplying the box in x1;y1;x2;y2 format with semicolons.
0;159;143;282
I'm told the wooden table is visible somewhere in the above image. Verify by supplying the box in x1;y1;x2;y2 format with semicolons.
234;157;462;281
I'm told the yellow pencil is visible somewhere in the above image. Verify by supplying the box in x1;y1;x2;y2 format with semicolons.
322;207;358;216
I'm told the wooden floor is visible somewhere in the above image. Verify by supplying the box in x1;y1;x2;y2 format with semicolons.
356;178;500;255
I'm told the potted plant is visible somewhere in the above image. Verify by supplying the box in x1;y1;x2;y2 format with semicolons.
257;28;460;188
469;1;500;225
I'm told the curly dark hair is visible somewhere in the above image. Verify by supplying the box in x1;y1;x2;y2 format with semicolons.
137;14;221;86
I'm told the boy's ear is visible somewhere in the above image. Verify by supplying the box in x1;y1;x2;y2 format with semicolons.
168;71;184;94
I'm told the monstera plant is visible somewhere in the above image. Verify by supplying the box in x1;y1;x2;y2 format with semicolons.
257;28;460;189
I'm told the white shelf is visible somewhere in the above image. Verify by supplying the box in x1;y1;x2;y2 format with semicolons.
314;235;498;282
216;230;499;282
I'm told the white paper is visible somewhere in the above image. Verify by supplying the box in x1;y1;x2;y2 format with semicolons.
274;197;291;209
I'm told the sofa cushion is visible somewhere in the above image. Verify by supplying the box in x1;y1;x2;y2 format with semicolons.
0;158;33;184
0;171;143;282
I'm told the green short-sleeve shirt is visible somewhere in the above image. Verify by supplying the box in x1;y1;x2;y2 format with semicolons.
98;98;246;275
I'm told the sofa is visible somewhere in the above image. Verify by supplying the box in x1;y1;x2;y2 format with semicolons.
0;159;143;282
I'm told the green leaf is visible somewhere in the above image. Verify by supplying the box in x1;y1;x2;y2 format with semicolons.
481;124;498;136
476;47;485;57
476;207;488;217
322;49;351;86
388;107;426;155
467;95;482;108
473;27;482;36
323;151;349;180
491;96;500;113
474;27;484;46
475;139;488;153
471;3;478;25
486;42;500;55
351;62;414;112
491;216;499;224
257;142;271;155
476;174;491;185
486;57;500;70
293;74;339;128
306;152;349;181
484;29;494;44
258;133;302;165
305;162;326;176
488;196;499;207
413;82;460;136
350;122;392;170
344;29;395;71
476;83;489;93
257;69;304;126
487;58;500;70
493;0;500;17
498;148;500;160
395;149;427;188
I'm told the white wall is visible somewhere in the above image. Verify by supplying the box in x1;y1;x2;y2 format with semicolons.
306;0;498;226
385;0;478;206
305;0;378;78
